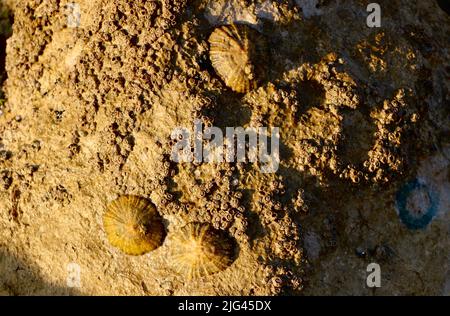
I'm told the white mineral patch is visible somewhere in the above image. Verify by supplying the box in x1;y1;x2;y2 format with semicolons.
205;0;258;26
295;0;322;18
417;145;450;218
255;1;282;22
204;0;282;28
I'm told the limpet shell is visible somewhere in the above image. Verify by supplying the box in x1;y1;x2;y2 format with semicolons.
103;195;165;255
209;24;268;93
171;222;237;279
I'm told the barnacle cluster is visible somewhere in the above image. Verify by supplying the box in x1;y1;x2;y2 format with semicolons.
170;162;248;237
242;52;423;186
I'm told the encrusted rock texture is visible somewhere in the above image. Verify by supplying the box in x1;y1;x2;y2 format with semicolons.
0;0;449;295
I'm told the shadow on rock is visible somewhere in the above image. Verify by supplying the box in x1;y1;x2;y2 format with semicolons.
0;250;83;296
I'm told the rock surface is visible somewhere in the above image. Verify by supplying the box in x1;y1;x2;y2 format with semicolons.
0;0;449;295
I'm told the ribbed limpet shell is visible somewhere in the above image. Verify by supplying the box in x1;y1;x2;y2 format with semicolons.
103;195;165;256
171;222;237;279
209;24;268;93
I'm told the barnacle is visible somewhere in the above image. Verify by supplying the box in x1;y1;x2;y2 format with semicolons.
103;195;165;255
209;24;268;93
171;222;237;279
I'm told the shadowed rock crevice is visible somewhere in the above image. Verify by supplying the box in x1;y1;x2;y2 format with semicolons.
0;3;12;105
337;109;377;167
296;79;326;115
